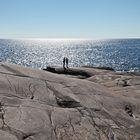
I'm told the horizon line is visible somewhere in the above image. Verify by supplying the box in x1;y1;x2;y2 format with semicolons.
0;37;140;41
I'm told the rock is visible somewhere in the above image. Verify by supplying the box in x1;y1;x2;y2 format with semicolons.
94;66;114;71
0;130;18;140
82;66;114;71
125;104;133;117
43;66;92;78
55;96;81;108
45;66;56;73
0;62;140;140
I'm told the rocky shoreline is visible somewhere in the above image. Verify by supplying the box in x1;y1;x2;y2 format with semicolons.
0;62;140;140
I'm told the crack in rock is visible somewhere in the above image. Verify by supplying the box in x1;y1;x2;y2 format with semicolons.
55;96;81;108
125;104;133;117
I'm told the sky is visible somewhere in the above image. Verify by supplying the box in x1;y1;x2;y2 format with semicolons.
0;0;140;39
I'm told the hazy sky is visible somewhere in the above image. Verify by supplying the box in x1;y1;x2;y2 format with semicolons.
0;0;140;39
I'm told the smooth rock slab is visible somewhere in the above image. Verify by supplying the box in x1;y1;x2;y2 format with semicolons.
0;63;140;140
0;130;18;140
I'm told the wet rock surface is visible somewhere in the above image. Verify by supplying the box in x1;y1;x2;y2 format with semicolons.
0;63;140;140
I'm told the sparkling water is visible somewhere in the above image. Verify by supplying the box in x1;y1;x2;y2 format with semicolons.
0;39;140;71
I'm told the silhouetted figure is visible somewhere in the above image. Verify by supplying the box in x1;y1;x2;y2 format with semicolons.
63;57;66;69
63;57;69;69
66;57;69;68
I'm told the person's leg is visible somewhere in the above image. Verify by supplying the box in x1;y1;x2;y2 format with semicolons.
67;58;69;68
63;57;65;68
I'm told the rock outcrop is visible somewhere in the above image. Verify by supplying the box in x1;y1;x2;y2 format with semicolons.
0;63;140;140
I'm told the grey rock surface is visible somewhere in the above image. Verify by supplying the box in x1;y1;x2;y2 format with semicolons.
0;63;140;140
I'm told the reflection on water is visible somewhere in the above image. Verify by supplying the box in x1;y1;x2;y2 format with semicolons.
0;39;140;71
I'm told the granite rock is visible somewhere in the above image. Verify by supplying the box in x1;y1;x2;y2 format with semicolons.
0;63;140;140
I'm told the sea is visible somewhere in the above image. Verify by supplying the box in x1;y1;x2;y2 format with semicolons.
0;38;140;72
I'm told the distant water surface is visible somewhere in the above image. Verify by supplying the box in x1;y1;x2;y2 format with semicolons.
0;39;140;71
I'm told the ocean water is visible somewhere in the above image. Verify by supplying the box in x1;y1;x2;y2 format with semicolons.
0;39;140;71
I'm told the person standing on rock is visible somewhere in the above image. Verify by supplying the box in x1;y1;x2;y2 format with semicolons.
63;57;69;69
63;57;66;69
66;57;69;68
